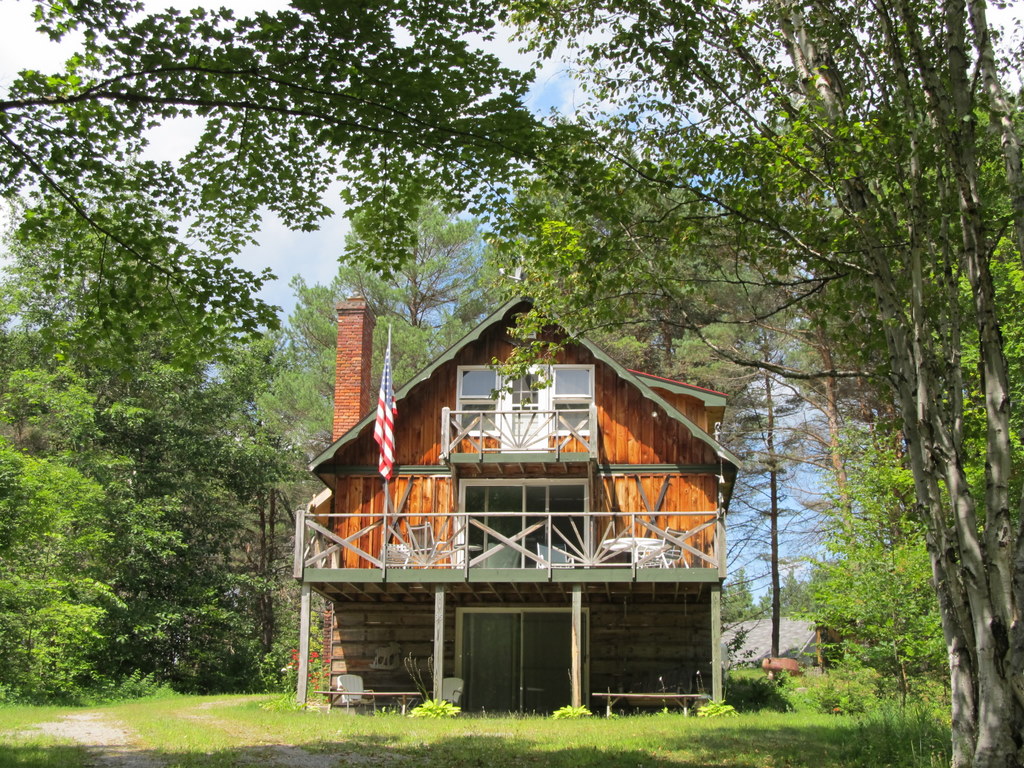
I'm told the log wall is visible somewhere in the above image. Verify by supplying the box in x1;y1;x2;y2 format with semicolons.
325;593;713;703
589;597;713;695
326;602;456;691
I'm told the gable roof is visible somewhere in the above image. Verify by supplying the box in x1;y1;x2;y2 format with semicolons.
310;298;741;473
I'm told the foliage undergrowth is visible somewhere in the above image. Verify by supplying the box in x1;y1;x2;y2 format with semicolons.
843;703;952;768
725;662;947;718
697;700;738;718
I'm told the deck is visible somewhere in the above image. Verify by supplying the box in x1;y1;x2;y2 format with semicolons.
296;508;724;583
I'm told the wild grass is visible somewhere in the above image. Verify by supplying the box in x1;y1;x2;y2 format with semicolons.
0;694;952;768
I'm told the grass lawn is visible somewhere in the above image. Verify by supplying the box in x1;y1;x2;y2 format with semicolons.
0;695;949;768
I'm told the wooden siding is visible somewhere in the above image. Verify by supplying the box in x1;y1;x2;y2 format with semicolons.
320;314;722;571
327;475;454;568
593;474;718;567
323;317;719;471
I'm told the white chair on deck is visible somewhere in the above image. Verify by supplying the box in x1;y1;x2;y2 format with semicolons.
535;542;573;568
634;539;670;568
385;543;411;567
660;529;686;568
408;523;438;564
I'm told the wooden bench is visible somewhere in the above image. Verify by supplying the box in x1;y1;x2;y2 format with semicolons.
313;690;423;714
590;692;710;717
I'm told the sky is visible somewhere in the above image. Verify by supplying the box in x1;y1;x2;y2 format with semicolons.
0;0;576;318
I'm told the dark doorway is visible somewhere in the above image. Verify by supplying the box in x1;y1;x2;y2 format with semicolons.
461;610;583;713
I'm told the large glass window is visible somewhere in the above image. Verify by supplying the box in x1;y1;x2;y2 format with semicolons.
553;367;592;398
464;482;587;568
458;368;498;428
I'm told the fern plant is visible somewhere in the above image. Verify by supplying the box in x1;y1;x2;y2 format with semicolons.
551;705;593;719
409;698;461;718
697;700;738;718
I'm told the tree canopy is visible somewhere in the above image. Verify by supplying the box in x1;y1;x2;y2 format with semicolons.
3;1;1023;762
1;0;540;356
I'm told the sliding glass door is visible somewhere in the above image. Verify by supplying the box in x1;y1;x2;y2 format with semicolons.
460;610;584;713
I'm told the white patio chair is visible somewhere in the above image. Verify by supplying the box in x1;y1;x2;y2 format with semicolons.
385;543;411;567
441;677;464;705
408;523;438;564
334;673;374;710
535;542;573;568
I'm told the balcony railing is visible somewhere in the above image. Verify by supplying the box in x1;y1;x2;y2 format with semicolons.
297;509;723;576
440;406;599;461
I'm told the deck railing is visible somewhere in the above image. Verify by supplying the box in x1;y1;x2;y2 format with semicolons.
440;406;599;460
298;509;723;575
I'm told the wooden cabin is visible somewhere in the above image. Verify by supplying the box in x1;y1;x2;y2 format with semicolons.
294;298;738;712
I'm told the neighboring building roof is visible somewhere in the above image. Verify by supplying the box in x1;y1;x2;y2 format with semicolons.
309;297;741;473
721;618;819;666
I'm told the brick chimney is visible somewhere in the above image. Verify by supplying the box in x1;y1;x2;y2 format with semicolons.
333;297;376;441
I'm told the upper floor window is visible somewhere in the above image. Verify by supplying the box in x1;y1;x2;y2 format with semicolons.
459;368;498;412
457;366;594;414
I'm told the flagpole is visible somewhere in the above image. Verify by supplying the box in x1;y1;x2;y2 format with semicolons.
387;325;392;550
382;476;389;569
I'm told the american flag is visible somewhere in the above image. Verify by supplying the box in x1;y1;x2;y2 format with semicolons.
373;331;396;480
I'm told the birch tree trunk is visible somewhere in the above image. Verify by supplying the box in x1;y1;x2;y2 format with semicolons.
778;2;1022;761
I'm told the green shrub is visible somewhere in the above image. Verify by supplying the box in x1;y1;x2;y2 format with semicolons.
0;683;22;706
101;671;176;702
803;663;882;715
726;672;792;712
259;692;306;712
409;698;460;718
551;705;592;719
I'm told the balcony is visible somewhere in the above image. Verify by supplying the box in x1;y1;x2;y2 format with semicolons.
297;509;724;582
440;406;599;464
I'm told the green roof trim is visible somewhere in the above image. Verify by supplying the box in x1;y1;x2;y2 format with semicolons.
309;297;741;474
629;370;728;408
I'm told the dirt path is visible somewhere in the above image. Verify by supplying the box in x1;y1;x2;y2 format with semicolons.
15;711;163;768
9;700;403;768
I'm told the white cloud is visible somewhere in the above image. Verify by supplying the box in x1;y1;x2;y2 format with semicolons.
0;3;81;88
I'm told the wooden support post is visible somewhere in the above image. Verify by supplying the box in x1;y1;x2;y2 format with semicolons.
571;584;583;708
296;583;311;706
711;583;723;702
293;501;305;579
433;585;445;701
716;512;727;580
